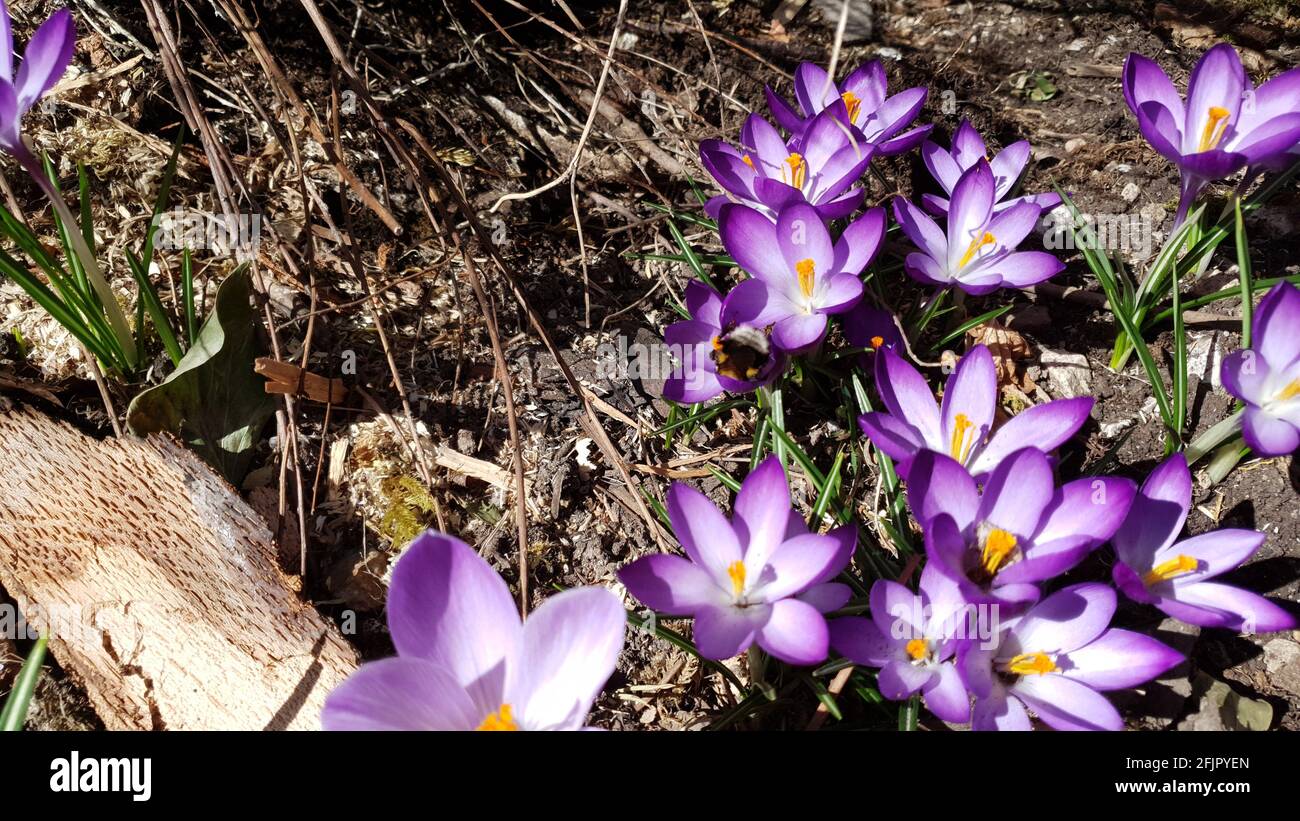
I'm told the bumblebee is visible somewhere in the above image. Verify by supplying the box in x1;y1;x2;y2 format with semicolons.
711;325;772;382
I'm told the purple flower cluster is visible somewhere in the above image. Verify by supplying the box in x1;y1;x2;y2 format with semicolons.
670;60;1065;404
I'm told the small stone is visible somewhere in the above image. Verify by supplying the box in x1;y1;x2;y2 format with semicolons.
1262;637;1300;697
1064;138;1087;154
1121;182;1141;203
1038;347;1091;399
1066;37;1088;51
1177;673;1273;731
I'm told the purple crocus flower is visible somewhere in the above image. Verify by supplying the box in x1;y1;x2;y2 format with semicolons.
1122;44;1300;225
843;301;902;367
829;564;973;724
894;160;1063;294
906;448;1136;608
1220;282;1300;456
619;456;855;665
919;120;1060;216
718;201;882;354
858;344;1094;478
0;3;75;159
764;61;932;156
322;531;626;731
699;110;873;222
1113;454;1295;633
959;584;1182;731
662;280;784;404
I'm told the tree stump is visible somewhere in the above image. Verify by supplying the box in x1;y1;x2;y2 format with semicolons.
0;404;359;729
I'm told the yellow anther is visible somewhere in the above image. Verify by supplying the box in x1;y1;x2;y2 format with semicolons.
1142;554;1200;586
741;153;755;169
841;90;862;123
905;638;928;661
727;560;747;597
785;152;807;189
1276;379;1300;402
796;258;816;299
870;335;885;350
1006;653;1057;676
949;412;975;462
477;704;519;731
958;231;996;268
980;528;1018;577
1198;106;1231;152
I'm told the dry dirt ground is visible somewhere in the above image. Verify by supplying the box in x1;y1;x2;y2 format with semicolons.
0;0;1298;730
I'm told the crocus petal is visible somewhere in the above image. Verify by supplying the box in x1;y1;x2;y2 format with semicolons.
876;347;942;445
683;278;724;324
720;203;794;288
903;251;951;287
1242;405;1300;456
1009;583;1114;656
1182;43;1244;158
1122;53;1185;125
870;578;922;639
905;450;979;531
740;113;789;170
816;273;864;313
892;196;948;262
619;554;725;614
321;657;481;731
989;141;1031;199
14;9;75;112
829;616;894;666
947;161;995;271
977;447;1054;538
776;202;834;285
813;188;866;221
983;251;1065;287
1163;582;1296;633
720;278;798;329
878;659;933;700
755;532;852;601
772;312;828;354
1135;101;1186;164
693;603;769;660
985;198;1042;249
1159;528;1264;585
940;345;997;459
1253;282;1300;370
798;582;852;613
832;206;886;276
875;124;933;156
841;60;887;112
700;141;759;202
864;87;926;144
951;120;987;166
757;598;829;665
923;663;972;724
666;482;743;586
996;535;1095;586
970;397;1093;477
972;687;1032;731
1113;453;1192;571
0;3;12;83
857;410;925;463
734;455;793;570
662;369;724;404
1219;349;1273;404
1060;629;1183;691
1032;477;1136;546
764;85;805;133
386;532;521;713
1013;675;1122;731
793;62;836;115
921;139;963;192
508;588;625;730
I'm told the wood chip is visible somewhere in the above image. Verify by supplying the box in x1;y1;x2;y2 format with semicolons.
0;406;358;729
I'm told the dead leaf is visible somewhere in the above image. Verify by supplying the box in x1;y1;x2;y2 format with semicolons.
966;320;1038;393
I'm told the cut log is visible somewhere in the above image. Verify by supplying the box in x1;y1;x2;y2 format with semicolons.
0;404;359;730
